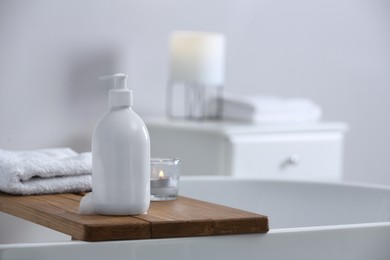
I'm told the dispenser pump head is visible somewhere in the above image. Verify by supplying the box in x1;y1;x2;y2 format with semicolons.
99;73;132;107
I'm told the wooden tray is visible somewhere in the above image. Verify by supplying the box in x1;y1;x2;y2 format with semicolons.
0;193;268;241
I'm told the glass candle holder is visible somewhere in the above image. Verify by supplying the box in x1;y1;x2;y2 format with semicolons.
150;158;181;201
166;31;225;121
166;81;223;120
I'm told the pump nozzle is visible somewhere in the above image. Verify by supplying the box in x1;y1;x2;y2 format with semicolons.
99;73;132;107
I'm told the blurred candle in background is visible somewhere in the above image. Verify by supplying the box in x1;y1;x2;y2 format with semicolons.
167;31;226;120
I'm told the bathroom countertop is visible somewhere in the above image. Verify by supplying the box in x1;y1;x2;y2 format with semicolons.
0;193;268;241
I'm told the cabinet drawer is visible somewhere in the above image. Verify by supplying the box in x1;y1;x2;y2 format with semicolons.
227;132;344;181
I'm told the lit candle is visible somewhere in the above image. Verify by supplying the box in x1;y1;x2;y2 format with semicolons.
150;170;176;188
150;159;181;201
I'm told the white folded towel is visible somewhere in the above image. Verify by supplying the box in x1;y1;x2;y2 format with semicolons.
209;92;322;123
0;148;92;195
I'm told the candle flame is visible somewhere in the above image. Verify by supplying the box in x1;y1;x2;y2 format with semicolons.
159;170;165;178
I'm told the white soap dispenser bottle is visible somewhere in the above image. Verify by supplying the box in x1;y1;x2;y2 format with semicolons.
92;73;150;215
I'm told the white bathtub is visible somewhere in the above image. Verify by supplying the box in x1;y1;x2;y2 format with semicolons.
1;176;390;259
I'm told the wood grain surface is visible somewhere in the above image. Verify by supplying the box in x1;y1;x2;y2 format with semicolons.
0;193;268;241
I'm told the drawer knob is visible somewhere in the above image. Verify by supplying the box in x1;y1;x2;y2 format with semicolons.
288;154;301;165
281;154;301;169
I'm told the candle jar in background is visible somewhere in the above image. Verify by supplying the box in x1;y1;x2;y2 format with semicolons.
166;31;225;120
150;158;181;201
167;81;223;120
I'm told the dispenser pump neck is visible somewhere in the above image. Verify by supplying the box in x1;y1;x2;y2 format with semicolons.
99;73;133;107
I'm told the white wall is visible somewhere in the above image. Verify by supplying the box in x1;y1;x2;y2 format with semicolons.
1;0;389;185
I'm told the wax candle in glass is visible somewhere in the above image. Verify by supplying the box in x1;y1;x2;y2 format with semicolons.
150;158;181;201
167;31;225;120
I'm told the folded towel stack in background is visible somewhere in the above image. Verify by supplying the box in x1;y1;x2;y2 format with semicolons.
208;92;322;124
0;148;92;195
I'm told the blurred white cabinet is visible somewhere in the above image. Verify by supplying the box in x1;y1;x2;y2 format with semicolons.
145;118;348;181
